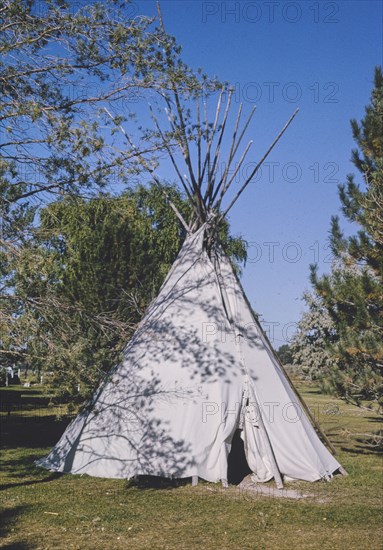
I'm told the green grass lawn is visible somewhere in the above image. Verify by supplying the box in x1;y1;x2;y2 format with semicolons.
1;383;382;550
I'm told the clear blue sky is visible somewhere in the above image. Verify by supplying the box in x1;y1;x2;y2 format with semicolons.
134;0;382;346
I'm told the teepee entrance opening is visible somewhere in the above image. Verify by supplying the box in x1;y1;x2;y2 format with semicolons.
227;429;252;485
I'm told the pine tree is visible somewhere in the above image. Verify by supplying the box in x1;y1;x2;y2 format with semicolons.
300;67;383;409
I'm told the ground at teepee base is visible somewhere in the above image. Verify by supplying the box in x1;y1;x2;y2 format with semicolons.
1;383;382;550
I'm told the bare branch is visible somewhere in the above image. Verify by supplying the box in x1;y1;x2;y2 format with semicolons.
219;108;299;221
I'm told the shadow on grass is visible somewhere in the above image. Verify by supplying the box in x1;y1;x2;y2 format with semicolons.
1;415;71;485
0;539;35;550
1;415;72;450
340;429;383;456
0;506;37;549
126;475;192;490
0;388;54;416
365;416;383;423
1;404;71;489
1;470;63;491
302;387;323;395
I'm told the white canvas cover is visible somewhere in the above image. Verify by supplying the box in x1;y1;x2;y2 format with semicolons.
37;226;342;483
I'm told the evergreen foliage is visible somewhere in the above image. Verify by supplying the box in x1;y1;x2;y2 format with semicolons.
293;67;383;409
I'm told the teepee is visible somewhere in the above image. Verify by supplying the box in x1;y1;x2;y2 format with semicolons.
37;83;345;487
